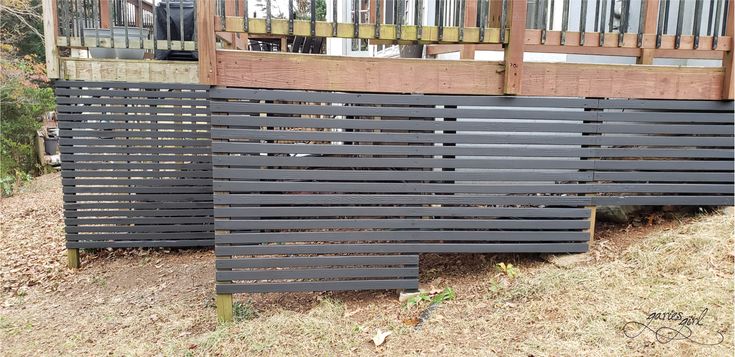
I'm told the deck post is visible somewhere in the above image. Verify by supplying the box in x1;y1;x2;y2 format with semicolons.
637;0;660;64
503;0;527;94
723;2;734;99
588;206;597;243
42;0;59;79
67;248;80;269
196;0;218;84
216;293;234;323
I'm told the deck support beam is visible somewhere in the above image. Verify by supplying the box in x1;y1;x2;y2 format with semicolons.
723;3;734;99
196;0;218;84
42;0;59;79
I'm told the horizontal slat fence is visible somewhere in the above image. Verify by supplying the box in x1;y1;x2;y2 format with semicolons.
56;81;213;248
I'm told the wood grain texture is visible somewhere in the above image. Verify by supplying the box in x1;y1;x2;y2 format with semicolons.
504;0;527;94
215;50;725;100
61;58;199;83
196;0;217;84
723;3;734;99
216;50;505;95
42;0;59;78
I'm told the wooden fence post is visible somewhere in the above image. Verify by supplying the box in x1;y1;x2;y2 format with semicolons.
216;293;234;322
723;2;734;99
504;0;527;94
67;248;80;269
42;0;59;79
637;0;660;64
197;0;218;84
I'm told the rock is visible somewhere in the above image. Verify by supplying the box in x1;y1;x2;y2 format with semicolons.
398;290;421;303
596;205;648;223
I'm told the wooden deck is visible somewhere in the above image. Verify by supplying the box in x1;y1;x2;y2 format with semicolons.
43;0;734;100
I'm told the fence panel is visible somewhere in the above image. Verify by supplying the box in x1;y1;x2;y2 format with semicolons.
56;81;213;248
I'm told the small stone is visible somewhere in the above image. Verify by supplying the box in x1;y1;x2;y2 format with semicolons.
398;290;421;303
542;253;590;268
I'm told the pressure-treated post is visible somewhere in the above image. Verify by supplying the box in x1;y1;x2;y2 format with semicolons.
504;0;527;94
723;2;734;99
216;293;233;323
42;0;59;79
67;248;80;269
637;0;660;64
196;0;218;84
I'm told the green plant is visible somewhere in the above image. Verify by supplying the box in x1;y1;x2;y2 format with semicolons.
233;301;257;321
496;262;519;279
405;287;457;307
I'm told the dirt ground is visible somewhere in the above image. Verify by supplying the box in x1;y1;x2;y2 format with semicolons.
1;173;733;356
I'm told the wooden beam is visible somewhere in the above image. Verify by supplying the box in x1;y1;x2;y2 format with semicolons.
522;62;724;100
216;50;504;95
724;2;734;99
60;58;199;83
196;0;217;84
638;0;660;64
488;0;503;27
42;0;59;79
460;45;477;59
504;0;527;94
214;50;725;100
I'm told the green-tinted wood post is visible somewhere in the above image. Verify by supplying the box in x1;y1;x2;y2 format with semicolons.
216;293;234;323
67;248;80;269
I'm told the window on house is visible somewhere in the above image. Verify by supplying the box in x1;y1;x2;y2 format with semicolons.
351;0;370;51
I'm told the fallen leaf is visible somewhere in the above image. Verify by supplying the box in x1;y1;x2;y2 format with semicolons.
372;329;392;347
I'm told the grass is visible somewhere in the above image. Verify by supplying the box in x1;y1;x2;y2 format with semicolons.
0;174;732;356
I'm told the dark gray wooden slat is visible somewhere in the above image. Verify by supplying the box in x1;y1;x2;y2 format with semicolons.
65;186;212;194
62;171;212;178
213;115;733;135
216;231;591;244
56;97;210;106
60;146;211;154
68;240;213;248
66;217;212;225
65;209;213;218
215;280;419;294
64;202;213;209
56;105;209;114
209;88;598;107
60;138;211;147
64;194;211;203
598;99;734;111
63;178;212;186
216;255;420;269
215;194;592;205
59;122;210;130
215;219;590;230
593;171;734;182
214;243;590;255
213;156;733;171
217;267;419;280
591;196;734;205
58;113;211;123
212;129;734;147
63;162;212;170
67;232;211;240
213;142;735;159
66;225;213;233
61;154;212;163
215;168;594;182
215;207;591;218
211;102;595;120
55;80;210;90
597;111;734;122
213;182;734;194
55;88;209;99
212;115;596;133
60;130;211;139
